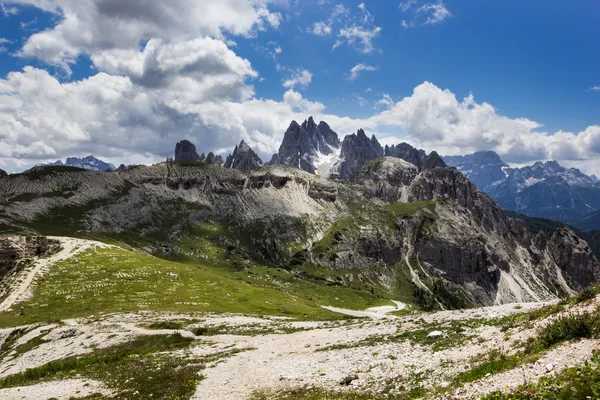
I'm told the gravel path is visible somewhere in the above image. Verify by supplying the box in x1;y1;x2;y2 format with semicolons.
322;300;406;319
0;379;111;400
0;300;597;400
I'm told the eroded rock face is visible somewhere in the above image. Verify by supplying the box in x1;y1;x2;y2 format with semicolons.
0;237;61;279
385;144;446;171
358;157;419;203
205;152;224;166
334;129;383;181
0;169;8;178
224;141;263;170
548;228;600;290
175;140;201;163
269;117;340;174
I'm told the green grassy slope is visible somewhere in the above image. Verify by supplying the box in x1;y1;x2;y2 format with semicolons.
0;245;392;327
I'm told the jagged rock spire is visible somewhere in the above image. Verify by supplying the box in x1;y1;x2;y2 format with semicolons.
224;140;263;170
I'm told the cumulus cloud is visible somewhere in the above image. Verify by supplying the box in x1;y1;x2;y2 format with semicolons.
282;69;313;89
91;37;258;102
8;0;282;73
590;86;600;92
0;64;366;172
370;82;600;171
349;63;376;80
2;71;599;175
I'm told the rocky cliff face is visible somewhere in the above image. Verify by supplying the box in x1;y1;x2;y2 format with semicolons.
386;144;446;171
224;140;263;170
0;236;61;279
269;117;341;175
204;152;224;166
175;140;201;163
333;129;383;181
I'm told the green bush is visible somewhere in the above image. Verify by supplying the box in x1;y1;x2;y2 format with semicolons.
533;312;598;351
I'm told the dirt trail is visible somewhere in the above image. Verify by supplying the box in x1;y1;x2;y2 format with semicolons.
323;300;406;319
190;303;544;400
0;237;110;312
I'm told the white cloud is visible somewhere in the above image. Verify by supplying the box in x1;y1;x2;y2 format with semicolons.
400;0;451;28
310;21;332;36
355;94;368;107
376;93;394;109
282;69;313;89
331;3;350;20
399;0;418;12
0;1;19;15
370;82;600;172
590;86;600;92
349;63;376;80
2;70;600;176
335;25;381;53
332;2;381;54
8;0;282;73
418;2;452;25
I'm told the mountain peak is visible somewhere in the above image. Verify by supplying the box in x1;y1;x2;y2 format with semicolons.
270;117;341;174
225;140;263;170
175;139;201;163
38;155;116;172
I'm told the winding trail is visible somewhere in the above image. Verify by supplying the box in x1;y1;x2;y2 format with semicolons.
322;300;406;319
0;237;109;312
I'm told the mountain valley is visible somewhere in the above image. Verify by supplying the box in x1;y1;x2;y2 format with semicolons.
1;118;600;399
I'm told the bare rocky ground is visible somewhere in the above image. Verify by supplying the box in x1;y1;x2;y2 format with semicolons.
0;236;598;399
0;298;598;400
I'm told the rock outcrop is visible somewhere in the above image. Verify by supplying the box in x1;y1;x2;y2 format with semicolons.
269;117;340;174
205;152;224;166
0;237;61;279
385;143;446;171
224;141;263;170
333;129;383;181
0;169;7;178
357;157;419;203
175;140;201;163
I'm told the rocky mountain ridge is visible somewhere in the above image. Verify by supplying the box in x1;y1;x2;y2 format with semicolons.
444;151;600;228
224;140;263;170
36;155;116;172
1;152;598;308
269;117;341;176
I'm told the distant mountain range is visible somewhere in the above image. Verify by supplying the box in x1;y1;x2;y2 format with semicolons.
444;151;600;229
37;156;116;172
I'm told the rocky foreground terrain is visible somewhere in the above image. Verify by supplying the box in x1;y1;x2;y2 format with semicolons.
0;239;598;400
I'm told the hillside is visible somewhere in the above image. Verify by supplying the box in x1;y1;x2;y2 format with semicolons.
0;126;599;400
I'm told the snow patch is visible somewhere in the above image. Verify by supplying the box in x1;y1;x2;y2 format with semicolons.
314;146;341;178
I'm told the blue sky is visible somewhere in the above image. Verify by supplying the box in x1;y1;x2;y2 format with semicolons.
0;0;599;174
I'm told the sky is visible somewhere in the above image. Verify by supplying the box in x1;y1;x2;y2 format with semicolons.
0;0;599;174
